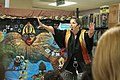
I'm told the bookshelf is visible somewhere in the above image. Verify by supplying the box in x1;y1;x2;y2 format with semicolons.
79;6;109;55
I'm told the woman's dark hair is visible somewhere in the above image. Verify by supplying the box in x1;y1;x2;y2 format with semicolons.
71;17;82;26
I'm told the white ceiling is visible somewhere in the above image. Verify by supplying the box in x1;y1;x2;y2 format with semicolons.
32;0;120;11
0;0;120;11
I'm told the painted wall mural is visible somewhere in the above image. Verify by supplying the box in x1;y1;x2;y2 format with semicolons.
0;18;68;80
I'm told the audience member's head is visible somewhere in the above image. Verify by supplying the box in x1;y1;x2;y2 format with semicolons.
92;25;120;80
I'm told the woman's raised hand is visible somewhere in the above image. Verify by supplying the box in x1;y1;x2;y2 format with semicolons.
37;18;45;28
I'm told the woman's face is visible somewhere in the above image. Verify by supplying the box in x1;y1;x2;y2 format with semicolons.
70;19;78;31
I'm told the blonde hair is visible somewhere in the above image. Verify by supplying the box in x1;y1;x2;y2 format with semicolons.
92;26;120;80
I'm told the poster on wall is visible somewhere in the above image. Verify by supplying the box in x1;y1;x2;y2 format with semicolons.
0;18;68;80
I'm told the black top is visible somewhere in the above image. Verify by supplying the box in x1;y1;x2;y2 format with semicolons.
53;28;93;75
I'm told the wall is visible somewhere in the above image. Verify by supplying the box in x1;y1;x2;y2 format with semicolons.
10;0;32;9
80;8;100;16
108;3;120;28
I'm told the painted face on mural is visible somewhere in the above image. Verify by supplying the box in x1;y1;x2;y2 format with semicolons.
22;33;36;45
22;22;36;46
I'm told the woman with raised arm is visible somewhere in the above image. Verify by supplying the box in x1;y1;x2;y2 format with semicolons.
37;17;94;80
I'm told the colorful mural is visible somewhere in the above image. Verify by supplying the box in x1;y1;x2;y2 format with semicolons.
0;18;68;80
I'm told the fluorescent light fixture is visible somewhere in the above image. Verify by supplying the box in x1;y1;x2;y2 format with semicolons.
48;1;77;7
5;0;10;8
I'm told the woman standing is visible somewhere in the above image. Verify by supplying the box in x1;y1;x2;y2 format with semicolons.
37;17;94;80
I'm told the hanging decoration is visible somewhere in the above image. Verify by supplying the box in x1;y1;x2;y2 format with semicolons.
0;15;74;21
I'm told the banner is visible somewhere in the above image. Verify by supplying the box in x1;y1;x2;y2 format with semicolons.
0;18;68;80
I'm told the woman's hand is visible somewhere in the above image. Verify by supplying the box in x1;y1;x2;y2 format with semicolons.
58;57;65;69
37;17;55;34
37;18;45;28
